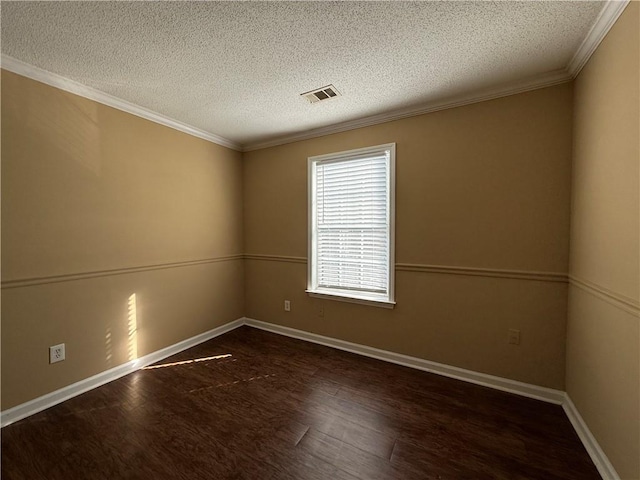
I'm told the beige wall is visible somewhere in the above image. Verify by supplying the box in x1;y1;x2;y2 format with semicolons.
566;3;640;479
1;71;245;409
3;10;638;474
244;83;574;390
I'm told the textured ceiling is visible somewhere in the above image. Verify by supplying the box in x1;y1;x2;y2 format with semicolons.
1;1;605;148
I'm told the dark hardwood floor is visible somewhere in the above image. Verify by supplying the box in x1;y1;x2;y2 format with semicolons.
2;326;600;479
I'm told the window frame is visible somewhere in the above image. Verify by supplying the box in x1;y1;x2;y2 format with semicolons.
306;143;396;309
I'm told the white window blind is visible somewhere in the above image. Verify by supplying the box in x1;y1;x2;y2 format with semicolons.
308;143;395;307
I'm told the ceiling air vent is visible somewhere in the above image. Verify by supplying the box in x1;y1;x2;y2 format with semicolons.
301;85;341;104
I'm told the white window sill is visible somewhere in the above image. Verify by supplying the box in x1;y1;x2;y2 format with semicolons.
306;289;395;309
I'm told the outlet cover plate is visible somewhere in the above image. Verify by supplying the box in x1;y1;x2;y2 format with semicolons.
49;343;65;363
508;329;521;345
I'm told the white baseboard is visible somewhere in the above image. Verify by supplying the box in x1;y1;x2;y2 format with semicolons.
245;318;626;480
563;396;620;480
243;318;565;405
246;318;623;480
0;318;244;428
2;315;619;480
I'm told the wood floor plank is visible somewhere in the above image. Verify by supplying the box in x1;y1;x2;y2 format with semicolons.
1;326;600;479
296;428;400;480
292;404;397;460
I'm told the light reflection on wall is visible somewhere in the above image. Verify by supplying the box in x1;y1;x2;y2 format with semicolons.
105;326;113;366
128;293;138;361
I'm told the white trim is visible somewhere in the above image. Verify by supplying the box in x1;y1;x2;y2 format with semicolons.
306;290;395;309
244;318;565;405
1;55;241;152
567;0;630;77
244;0;631;153
0;56;568;155
2;314;618;480
563;395;621;480
243;69;571;151
245;317;620;479
2;0;627;155
0;318;244;428
307;143;396;306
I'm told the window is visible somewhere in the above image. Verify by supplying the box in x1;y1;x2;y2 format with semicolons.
307;143;395;308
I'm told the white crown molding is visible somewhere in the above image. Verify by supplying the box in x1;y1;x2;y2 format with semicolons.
244;318;566;404
1;55;242;152
2;1;626;154
0;55;574;155
563;395;621;480
567;0;630;77
1;54;569;155
0;318;245;428
242;68;571;152
242;0;629;152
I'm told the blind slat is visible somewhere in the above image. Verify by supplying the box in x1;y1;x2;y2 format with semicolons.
313;151;390;295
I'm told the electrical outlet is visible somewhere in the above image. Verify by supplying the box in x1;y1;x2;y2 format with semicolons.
49;343;65;364
284;300;291;312
508;329;521;345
